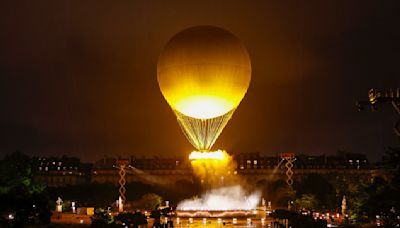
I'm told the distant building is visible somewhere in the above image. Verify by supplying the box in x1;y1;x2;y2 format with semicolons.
90;156;192;185
32;156;91;187
232;152;373;185
32;151;375;187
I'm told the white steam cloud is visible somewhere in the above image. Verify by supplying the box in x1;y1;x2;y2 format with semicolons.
177;185;261;211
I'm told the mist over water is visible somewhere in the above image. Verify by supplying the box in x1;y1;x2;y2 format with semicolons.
177;185;260;211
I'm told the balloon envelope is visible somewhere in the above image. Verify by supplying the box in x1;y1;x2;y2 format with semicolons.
157;26;251;150
158;26;251;119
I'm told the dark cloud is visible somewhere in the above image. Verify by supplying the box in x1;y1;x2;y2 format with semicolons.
0;1;399;161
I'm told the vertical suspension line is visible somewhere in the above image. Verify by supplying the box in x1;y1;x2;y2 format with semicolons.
175;109;236;151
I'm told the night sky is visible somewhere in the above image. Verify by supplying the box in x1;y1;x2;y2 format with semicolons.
1;1;399;162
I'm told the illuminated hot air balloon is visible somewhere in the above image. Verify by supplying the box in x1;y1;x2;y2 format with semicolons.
157;26;251;151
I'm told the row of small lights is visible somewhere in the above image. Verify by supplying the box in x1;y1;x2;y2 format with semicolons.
168;217;269;226
38;166;78;171
311;211;349;226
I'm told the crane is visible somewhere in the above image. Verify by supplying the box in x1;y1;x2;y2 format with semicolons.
356;88;400;137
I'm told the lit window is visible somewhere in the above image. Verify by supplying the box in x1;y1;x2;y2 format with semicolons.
57;167;60;170
247;160;251;164
58;162;62;166
254;160;257;165
52;161;55;165
240;165;244;170
45;167;48;171
39;167;42;171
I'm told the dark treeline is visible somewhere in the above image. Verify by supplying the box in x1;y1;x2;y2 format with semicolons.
47;180;201;208
1;148;400;227
0;151;51;227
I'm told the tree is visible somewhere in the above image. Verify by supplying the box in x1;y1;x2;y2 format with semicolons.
295;173;336;210
295;194;317;211
0;151;45;195
91;208;115;228
0;151;51;226
270;209;326;228
350;148;400;226
114;212;147;227
355;172;400;225
138;193;163;211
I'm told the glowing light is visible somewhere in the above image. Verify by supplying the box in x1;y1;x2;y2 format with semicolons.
203;218;207;225
175;96;235;119
158;26;251;119
247;218;251;225
175;110;234;150
176;210;254;218
189;150;228;160
177;185;260;211
189;218;193;224
157;26;251;151
232;218;237;224
189;150;232;184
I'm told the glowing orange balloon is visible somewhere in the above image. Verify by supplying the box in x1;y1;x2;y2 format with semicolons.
157;26;251;150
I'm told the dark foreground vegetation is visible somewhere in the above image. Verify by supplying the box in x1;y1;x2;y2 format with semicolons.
1;148;400;227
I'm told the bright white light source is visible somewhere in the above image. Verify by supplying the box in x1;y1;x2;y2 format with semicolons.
177;185;260;211
247;218;251;225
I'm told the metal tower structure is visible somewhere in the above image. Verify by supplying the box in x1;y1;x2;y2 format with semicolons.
357;88;400;137
115;159;130;212
280;152;295;190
